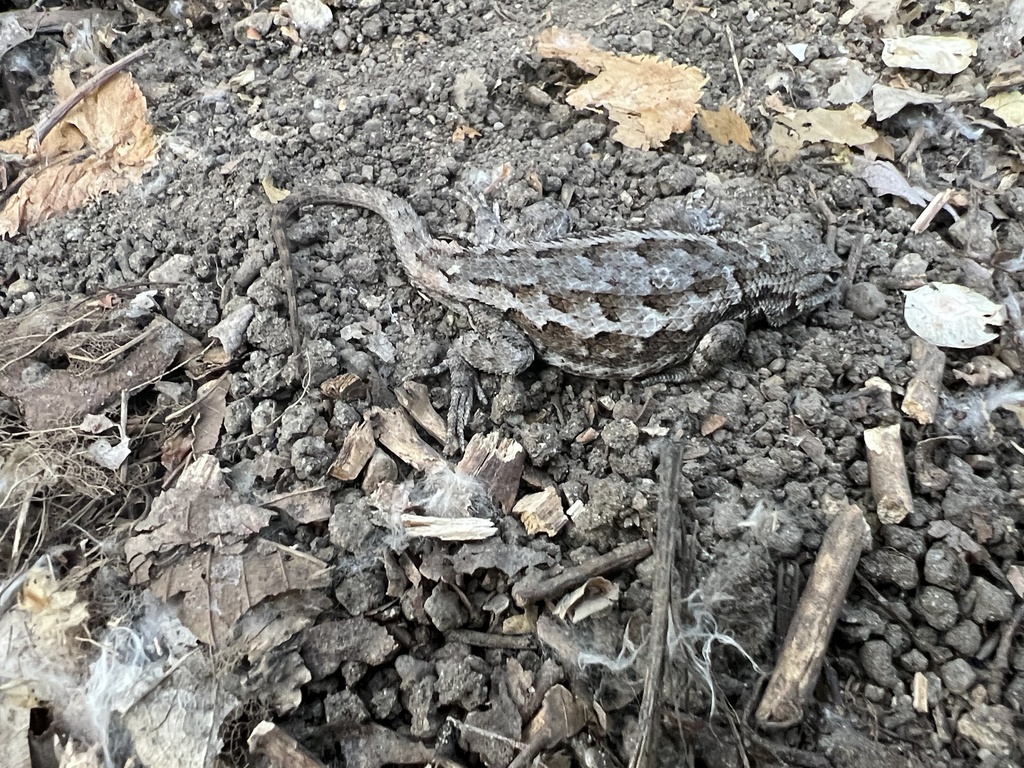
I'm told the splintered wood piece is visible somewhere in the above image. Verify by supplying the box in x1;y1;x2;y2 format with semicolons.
249;721;327;768
395;381;447;443
328;420;376;481
511;539;653;607
367;406;446;472
513;487;568;536
756;502;869;728
401;513;496;541
457;432;526;514
864;423;914;524
321;372;367;400
902;337;945;425
631;442;682;768
508;684;586;768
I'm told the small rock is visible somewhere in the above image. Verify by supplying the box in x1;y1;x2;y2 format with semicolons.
923;543;971;591
957;704;1016;757
291;435;332;479
601;418;640;452
942;620;982;656
911;586;959;630
737;456;787;488
860;550;919;590
435;653;488;709
860;639;902;690
424;583;468;632
632;29;654;52
845;282;887;320
967;577;1013;623
898;649;928;673
300;618;397;678
940;657;976;695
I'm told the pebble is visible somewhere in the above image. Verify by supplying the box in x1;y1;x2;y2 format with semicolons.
860;639;901;690
845;282;887;320
939;657;976;694
923;543;971;591
911;586;959;630
967;577;1013;623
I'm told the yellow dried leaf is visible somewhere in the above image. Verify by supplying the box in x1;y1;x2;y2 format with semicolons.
261;177;291;203
536;26;706;150
982;91;1024;128
881;35;977;75
0;71;158;238
452;124;481;141
697;106;755;151
768;104;878;162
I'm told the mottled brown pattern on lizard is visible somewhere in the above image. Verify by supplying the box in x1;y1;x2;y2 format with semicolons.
275;183;842;381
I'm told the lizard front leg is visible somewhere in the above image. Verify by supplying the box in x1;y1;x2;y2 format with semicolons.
644;320;746;385
413;308;534;454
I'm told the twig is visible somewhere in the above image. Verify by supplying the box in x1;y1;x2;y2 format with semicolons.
756;502;869;729
33;45;150;147
630;442;683;768
512;538;653;607
448;629;535;649
724;25;744;91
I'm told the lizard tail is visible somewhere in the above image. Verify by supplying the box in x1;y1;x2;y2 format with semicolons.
274;183;434;259
272;183;438;357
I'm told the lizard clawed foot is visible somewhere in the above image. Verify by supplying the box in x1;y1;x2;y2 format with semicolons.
404;347;485;456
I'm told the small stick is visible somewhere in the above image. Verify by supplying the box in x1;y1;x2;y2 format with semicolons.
248;721;327;768
864;423;914;524
902;337;945;425
724;25;745;91
756;502;869;729
34;45;150;147
511;538;652;607
448;628;535;650
630;442;683;768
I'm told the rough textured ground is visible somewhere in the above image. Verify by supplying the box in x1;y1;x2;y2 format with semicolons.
2;1;1024;767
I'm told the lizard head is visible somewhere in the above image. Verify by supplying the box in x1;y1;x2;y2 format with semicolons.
760;241;844;327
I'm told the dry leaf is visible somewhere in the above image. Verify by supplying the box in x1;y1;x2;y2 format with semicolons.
839;0;899;24
261;177;290;203
827;62;876;105
872;84;946;121
768;104;878;162
0;70;158;238
904;283;1005;348
855;158;933;208
882;35;978;75
536;27;706;150
982;91;1024;128
697;106;755;151
553;577;619;623
149;539;330;646
452;124;481;141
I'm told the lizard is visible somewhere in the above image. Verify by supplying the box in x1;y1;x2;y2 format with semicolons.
272;183;843;451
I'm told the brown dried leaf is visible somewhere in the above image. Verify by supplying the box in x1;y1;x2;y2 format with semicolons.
697;106;755;151
535;27;706;150
149;539;330;647
768;104;878;162
0;70;158;238
125;454;274;582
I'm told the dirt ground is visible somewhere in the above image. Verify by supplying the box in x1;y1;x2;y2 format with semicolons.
2;0;1024;767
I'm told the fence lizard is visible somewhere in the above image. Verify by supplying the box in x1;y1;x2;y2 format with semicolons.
273;184;842;451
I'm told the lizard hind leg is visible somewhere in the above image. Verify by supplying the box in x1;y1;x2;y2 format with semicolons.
643;320;746;385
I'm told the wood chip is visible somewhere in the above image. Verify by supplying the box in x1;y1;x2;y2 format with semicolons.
902;337;945;425
864;423;915;524
328;420;375;481
513;487;568;536
457;432;525;514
